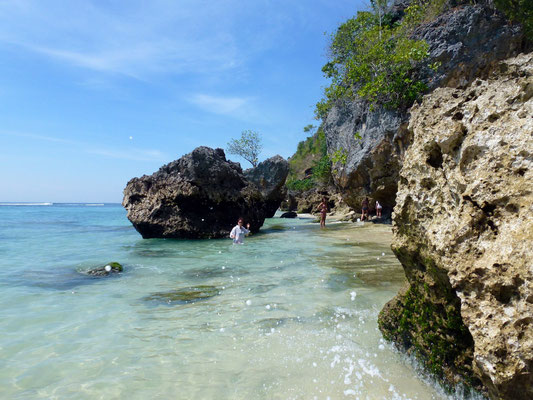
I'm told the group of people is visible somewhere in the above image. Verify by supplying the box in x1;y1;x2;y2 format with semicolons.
231;196;384;243
361;197;382;221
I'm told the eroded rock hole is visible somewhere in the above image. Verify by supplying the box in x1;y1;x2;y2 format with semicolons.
452;111;464;121
488;113;500;123
427;145;443;169
493;284;519;304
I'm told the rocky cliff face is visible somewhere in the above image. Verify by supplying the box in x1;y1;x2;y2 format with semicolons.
379;53;533;399
323;1;526;215
122;147;288;239
244;155;289;218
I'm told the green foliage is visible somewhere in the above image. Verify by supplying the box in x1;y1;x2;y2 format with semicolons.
227;130;263;167
494;0;533;39
311;154;332;183
316;0;452;117
428;61;441;72
330;148;347;165
286;178;315;191
303;124;317;134
286;126;332;191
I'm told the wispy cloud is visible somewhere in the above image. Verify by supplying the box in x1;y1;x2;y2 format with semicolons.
189;94;250;115
0;130;168;162
0;0;251;79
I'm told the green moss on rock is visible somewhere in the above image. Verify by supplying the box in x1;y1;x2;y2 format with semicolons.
107;262;123;272
378;245;484;394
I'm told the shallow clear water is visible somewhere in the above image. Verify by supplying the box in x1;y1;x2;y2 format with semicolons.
0;204;459;399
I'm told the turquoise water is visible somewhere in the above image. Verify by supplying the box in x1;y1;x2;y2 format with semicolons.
1;203;459;399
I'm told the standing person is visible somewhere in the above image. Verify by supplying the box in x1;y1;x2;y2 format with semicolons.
230;217;251;244
361;197;369;221
376;200;383;218
320;197;329;228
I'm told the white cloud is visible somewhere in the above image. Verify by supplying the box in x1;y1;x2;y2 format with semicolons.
189;94;249;115
0;0;253;79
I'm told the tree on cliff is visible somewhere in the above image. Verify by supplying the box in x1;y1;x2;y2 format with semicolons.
227;130;263;167
315;1;434;118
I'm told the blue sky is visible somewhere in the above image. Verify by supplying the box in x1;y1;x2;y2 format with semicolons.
0;0;366;202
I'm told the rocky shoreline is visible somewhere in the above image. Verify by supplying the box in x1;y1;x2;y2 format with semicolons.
313;1;532;398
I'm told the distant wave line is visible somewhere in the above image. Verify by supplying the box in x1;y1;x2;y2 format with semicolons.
60;203;107;206
0;202;53;206
57;203;106;206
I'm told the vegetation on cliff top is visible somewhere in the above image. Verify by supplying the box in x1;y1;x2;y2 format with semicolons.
286;126;332;191
315;0;441;118
316;0;531;119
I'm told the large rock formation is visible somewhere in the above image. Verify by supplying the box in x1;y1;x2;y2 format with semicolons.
122;147;288;239
244;155;289;218
323;1;526;215
379;53;533;399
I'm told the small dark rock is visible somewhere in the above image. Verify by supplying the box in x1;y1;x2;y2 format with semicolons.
280;211;297;218
86;262;123;276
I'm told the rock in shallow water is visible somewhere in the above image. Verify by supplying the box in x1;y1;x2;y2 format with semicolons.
280;211;297;218
86;262;123;276
143;286;220;305
122;147;288;239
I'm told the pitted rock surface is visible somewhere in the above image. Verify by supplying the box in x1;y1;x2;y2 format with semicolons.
384;53;533;399
122;147;288;239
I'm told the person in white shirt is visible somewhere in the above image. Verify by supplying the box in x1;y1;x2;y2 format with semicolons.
230;217;251;244
376;200;383;217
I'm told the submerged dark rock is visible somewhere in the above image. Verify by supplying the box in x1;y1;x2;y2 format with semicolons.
122;147;288;239
143;285;220;305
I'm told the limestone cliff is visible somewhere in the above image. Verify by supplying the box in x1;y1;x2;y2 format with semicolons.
323;1;526;215
379;53;533;399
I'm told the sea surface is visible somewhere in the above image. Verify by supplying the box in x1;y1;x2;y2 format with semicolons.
0;203;476;399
